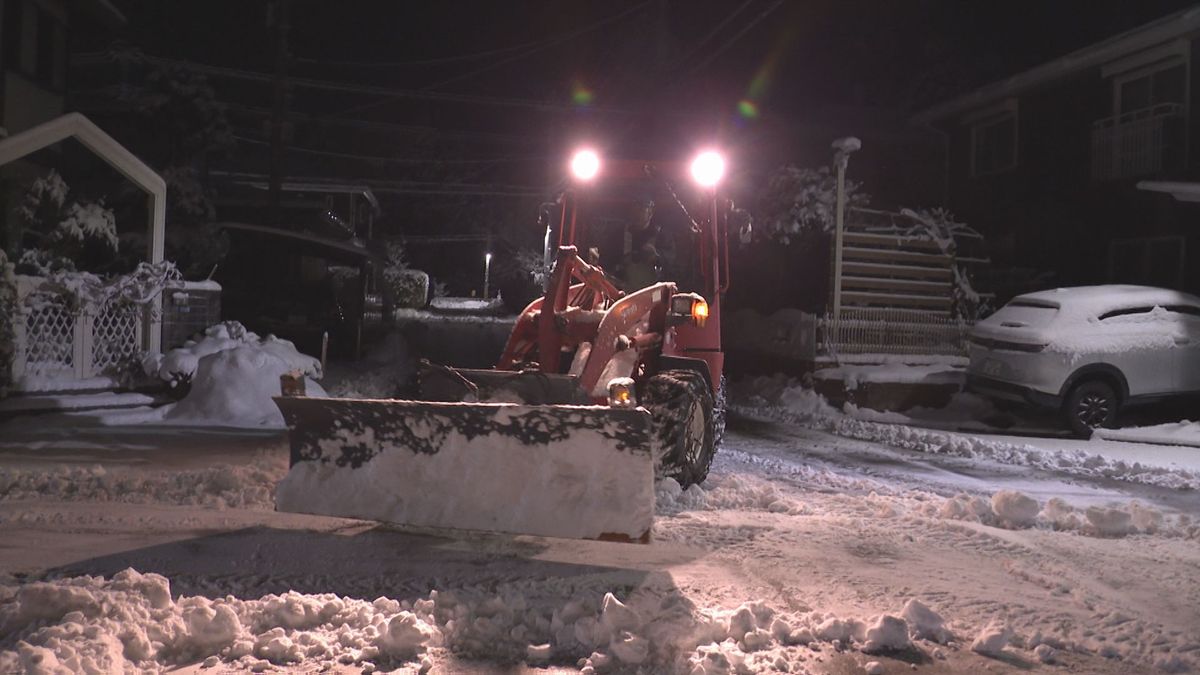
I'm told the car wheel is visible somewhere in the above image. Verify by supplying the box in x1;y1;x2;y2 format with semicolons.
1063;379;1118;438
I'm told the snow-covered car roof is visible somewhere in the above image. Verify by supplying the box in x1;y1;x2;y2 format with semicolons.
1013;285;1200;318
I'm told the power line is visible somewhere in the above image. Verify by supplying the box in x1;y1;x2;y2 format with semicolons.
73;51;635;115
672;0;759;69
682;0;784;78
232;134;546;165
299;0;650;74
331;0;652;119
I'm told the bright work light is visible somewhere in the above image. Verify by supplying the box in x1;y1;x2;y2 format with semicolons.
570;149;601;182
690;150;725;188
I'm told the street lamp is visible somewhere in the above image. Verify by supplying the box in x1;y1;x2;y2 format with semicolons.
483;251;493;299
831;136;861;320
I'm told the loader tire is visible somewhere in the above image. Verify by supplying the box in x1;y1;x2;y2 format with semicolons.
643;369;716;487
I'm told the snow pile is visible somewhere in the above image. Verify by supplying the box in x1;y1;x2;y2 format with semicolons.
990;490;1040;528
656;475;802;516
926;490;1181;538
0;570;442;673
969;621;1012;656
4;570;1195;674
158;322;326;427
0;451;285;510
735;379;1200;491
900;599;952;644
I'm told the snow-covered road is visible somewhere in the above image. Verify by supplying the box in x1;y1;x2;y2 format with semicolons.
1;400;1198;673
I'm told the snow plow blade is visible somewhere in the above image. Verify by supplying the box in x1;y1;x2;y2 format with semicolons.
273;396;655;542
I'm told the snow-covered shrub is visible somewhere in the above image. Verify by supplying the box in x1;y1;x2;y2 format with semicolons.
14;170;119;273
382;242;429;308
514;247;548;287
896;207;990;320
755;164;869;243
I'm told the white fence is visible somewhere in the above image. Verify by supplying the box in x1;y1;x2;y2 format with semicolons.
818;308;972;357
11;275;150;387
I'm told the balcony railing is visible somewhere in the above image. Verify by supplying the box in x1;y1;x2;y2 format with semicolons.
1091;103;1185;181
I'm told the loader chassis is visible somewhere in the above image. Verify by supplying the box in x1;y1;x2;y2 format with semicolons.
275;157;731;542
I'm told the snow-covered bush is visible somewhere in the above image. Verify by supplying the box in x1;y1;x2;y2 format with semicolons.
14;170;119;274
897;207;991;320
382;241;429;308
755;165;869;243
514;247;548;287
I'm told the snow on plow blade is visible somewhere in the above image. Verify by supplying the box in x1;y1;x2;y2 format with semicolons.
273;397;654;542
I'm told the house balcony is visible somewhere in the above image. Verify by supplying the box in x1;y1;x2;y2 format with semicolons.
1091;102;1185;181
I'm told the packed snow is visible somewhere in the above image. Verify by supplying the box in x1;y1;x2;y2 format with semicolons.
1;367;1198;673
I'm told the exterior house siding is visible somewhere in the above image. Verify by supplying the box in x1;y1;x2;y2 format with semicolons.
926;23;1200;303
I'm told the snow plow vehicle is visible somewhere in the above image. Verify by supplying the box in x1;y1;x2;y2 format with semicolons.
274;149;735;542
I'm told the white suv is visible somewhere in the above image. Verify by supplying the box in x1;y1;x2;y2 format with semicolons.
966;285;1200;436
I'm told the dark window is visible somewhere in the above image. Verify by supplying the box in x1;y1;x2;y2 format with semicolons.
972;113;1017;176
34;6;52;85
2;0;22;69
1098;306;1155;321
1108;236;1185;288
1119;63;1186;115
1167;305;1200;318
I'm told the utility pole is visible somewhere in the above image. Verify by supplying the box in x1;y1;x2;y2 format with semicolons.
831;137;862;320
268;0;291;225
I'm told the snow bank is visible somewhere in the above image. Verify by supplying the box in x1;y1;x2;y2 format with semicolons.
157;322;325;428
4;570;1194;674
735;377;1200;491
0;452;285;510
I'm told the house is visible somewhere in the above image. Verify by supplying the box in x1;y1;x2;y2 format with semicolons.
1;0;124;254
915;5;1200;301
1;0;124;136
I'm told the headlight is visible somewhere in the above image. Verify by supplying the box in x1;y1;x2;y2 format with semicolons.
607;377;637;408
690;150;725;187
570;148;601;182
670;292;708;327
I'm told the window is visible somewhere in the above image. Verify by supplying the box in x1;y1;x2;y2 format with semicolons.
1114;60;1186;115
1098;306;1155;321
1108;236;1186;288
34;6;52;83
2;0;22;70
968;101;1018;176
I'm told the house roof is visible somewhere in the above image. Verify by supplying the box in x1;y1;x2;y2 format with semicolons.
1138;180;1200;202
913;4;1200;125
76;0;127;29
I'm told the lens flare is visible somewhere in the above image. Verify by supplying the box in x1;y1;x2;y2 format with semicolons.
571;83;594;106
737;99;759;119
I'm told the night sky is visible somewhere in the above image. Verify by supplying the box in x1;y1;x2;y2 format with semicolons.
75;0;1200;249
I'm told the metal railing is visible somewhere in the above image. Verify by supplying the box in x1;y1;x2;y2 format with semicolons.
1091;102;1185;181
818;308;973;357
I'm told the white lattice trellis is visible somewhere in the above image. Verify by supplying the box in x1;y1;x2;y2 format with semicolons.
22;304;76;377
90;301;142;374
10;274;158;387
